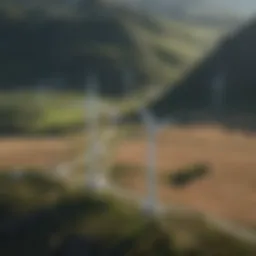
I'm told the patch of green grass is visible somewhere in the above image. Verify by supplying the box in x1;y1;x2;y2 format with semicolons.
1;169;256;255
0;91;118;134
0;169;170;255
0;11;229;135
115;15;227;115
0;91;84;133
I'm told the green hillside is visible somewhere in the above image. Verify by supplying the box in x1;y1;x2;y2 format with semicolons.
1;169;256;255
0;2;227;134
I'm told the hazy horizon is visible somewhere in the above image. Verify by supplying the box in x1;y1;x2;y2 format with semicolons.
113;0;256;18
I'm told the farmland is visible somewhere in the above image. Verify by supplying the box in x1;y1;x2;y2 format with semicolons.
1;124;256;255
1;2;255;255
1;124;256;226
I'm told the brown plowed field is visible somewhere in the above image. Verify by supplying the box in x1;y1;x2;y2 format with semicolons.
0;136;77;169
0;125;256;227
113;125;256;226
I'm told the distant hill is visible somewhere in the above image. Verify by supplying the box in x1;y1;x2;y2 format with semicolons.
0;1;222;95
111;0;246;27
0;3;154;91
149;16;256;131
194;0;256;17
0;1;227;135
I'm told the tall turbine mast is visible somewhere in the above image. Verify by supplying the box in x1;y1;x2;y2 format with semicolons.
85;72;101;190
122;65;158;216
211;68;226;117
140;107;158;216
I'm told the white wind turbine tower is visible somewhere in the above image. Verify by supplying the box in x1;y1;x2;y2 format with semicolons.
211;68;227;117
84;72;103;190
84;70;124;192
140;107;159;216
122;66;159;216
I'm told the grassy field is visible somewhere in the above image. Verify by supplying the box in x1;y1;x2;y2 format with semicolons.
1;9;250;255
1;123;256;228
0;12;228;136
111;125;256;227
118;15;227;113
0;91;120;135
1;164;256;255
1;124;256;249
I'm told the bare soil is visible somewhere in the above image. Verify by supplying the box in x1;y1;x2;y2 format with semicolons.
0;136;79;170
113;125;256;227
0;125;256;227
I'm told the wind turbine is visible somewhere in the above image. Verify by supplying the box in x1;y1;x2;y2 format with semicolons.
139;107;159;216
121;65;161;216
84;72;103;190
211;68;226;117
85;71;123;191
